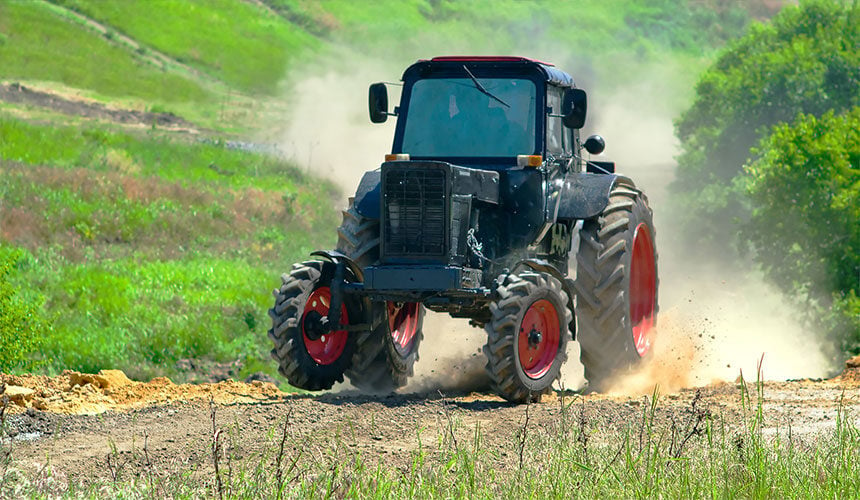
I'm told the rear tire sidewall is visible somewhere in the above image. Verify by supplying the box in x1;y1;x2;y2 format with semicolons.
623;201;658;358
573;181;659;391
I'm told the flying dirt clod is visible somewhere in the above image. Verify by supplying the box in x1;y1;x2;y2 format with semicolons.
267;56;658;403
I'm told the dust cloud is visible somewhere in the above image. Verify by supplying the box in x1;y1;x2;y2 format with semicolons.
276;43;834;398
405;313;490;394
275;56;402;196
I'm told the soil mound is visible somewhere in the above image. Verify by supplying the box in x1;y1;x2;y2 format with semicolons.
839;355;860;383
0;370;285;415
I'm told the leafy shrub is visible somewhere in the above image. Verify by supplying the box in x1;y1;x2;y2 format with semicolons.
672;0;859;251
0;248;42;372
743;108;860;353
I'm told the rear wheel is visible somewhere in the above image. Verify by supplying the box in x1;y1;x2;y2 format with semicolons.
268;261;357;390
336;201;424;393
484;272;571;403
573;180;658;391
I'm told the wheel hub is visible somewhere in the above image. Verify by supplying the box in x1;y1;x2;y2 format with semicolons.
302;310;327;341
388;301;420;355
527;328;542;348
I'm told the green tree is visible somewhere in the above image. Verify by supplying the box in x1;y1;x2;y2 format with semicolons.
672;0;859;252
0;249;42;372
743;109;860;353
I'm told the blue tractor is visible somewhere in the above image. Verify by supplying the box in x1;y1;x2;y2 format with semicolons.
268;57;658;403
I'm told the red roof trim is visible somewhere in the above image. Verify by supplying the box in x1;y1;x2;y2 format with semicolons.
429;56;554;66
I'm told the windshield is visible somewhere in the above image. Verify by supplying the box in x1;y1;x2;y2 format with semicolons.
401;78;537;157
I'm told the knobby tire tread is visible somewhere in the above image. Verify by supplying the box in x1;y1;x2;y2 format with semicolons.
574;179;659;392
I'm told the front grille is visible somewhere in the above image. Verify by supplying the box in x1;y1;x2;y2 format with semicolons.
383;167;447;258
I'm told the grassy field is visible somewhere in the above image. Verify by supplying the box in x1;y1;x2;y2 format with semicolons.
49;0;321;96
1;113;339;380
0;1;212;107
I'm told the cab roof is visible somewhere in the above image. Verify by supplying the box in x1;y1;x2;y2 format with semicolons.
403;56;576;88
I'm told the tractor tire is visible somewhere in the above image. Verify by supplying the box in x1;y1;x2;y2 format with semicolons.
268;260;357;391
573;179;658;392
336;200;424;393
483;272;571;403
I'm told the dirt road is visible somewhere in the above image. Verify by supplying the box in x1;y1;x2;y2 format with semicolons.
2;357;858;486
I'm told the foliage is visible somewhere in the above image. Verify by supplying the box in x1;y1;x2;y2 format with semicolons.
0;248;42;372
743;109;860;353
672;0;860;249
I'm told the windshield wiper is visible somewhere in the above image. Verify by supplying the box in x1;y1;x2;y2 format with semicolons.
462;65;510;108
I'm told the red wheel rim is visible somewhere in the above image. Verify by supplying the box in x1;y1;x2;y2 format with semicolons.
388;302;420;355
630;223;656;356
302;287;349;365
517;299;561;379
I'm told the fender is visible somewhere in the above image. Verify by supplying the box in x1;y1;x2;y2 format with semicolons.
555;172;635;220
309;250;365;282
354;170;381;219
510;258;576;340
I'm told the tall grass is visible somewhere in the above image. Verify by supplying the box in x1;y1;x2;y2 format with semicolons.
1;379;857;497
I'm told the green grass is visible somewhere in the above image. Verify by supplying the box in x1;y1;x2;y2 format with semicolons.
309;0;752;79
0;0;784;382
12;248;278;380
0;113;340;380
0;114;315;191
50;0;321;96
0;1;211;105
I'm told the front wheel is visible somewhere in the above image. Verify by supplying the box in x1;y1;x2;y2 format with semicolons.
483;272;571;403
268;261;358;390
573;180;658;391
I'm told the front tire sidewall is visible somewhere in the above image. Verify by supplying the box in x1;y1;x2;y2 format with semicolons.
269;262;358;390
484;273;571;403
512;287;569;392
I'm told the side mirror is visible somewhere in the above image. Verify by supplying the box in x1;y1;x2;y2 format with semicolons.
561;88;587;129
368;83;389;123
583;134;605;155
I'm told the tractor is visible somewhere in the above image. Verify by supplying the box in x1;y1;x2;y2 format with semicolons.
268;56;658;403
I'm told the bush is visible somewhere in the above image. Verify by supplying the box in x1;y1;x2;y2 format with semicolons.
742;108;860;354
672;0;860;251
0;248;42;372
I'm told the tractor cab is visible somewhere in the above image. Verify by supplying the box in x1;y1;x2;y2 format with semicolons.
370;56;588;169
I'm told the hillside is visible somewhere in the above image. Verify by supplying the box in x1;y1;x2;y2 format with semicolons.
0;0;781;383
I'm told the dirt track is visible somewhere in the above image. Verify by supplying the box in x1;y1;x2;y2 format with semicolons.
2;357;858;484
